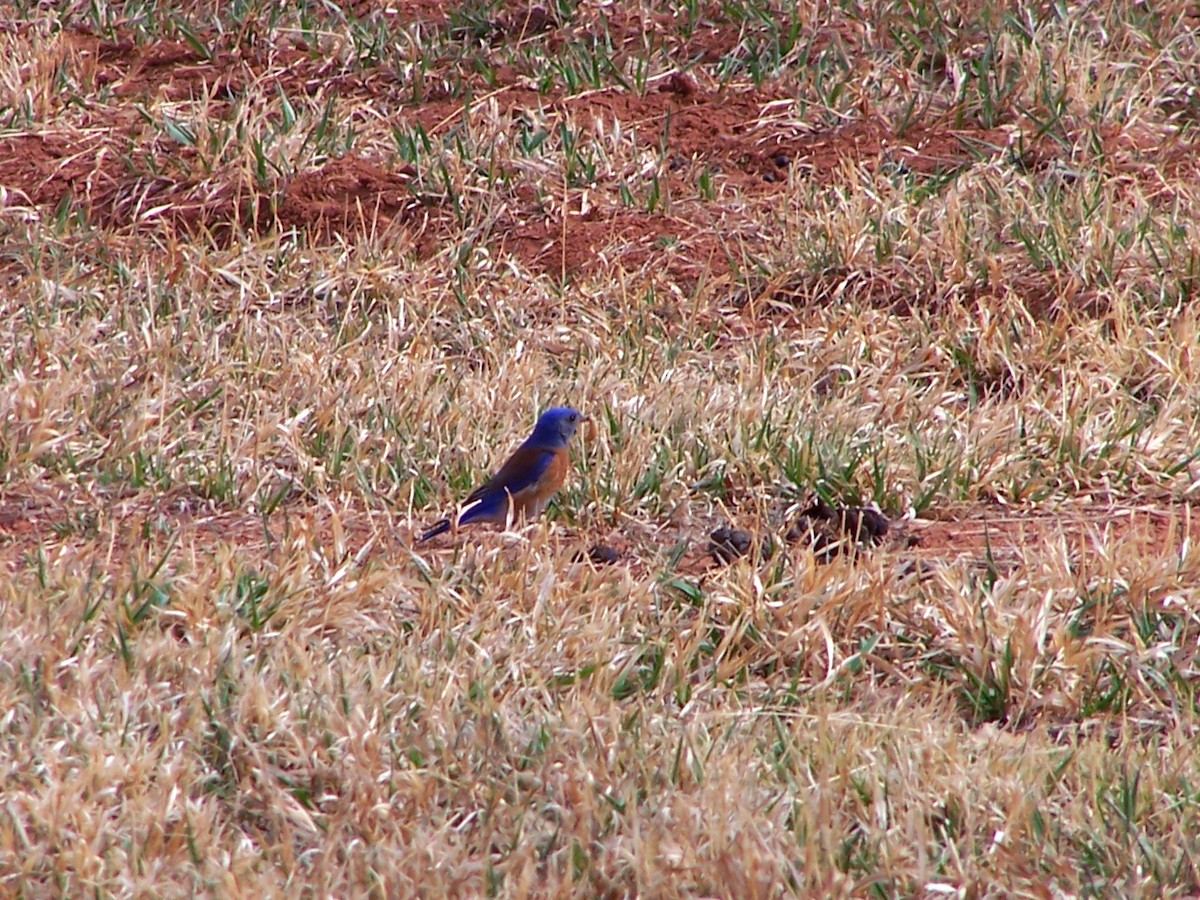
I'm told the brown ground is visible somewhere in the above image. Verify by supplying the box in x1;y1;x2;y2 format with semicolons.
0;16;1049;288
11;7;1184;318
3;480;1196;585
1;4;1195;566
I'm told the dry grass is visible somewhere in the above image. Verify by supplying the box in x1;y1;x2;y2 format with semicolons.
2;0;1200;895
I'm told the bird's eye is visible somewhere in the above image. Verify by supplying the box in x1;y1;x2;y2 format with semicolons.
569;413;577;422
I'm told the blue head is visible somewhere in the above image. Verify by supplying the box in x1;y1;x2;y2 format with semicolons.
527;407;587;449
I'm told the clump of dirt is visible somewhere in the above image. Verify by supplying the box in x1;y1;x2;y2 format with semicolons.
277;156;423;237
709;526;765;564
708;498;892;566
785;498;892;563
0;133;125;210
582;543;622;565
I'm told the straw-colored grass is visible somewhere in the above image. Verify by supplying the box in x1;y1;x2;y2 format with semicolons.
2;0;1199;895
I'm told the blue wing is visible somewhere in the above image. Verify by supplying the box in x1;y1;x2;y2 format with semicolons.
459;444;554;524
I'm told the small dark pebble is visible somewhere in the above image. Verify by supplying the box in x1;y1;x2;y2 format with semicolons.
709;526;753;564
786;515;844;563
852;508;890;543
762;171;778;183
585;543;622;565
708;527;775;564
799;499;889;543
773;154;790;168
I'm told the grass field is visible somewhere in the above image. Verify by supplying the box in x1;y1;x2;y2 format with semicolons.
2;0;1200;895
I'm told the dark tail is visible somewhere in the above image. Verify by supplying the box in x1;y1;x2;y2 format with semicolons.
417;519;451;542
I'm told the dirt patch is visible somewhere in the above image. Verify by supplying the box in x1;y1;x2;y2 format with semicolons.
0;133;125;210
0;13;1177;308
745;264;1084;319
0;133;434;240
909;502;1200;568
553;84;1015;189
70;33;341;103
5;484;1193;585
497;205;745;284
277;156;425;237
2;25;1025;283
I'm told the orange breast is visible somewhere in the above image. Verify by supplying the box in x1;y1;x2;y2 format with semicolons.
512;448;570;518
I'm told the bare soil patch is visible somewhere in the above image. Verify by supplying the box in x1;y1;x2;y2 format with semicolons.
3;25;1046;287
5;485;1195;585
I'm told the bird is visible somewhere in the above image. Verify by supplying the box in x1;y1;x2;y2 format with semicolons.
417;407;588;542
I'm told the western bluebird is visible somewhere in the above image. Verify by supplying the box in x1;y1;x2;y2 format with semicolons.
418;407;588;542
